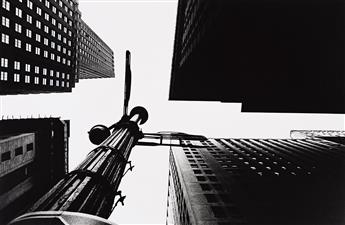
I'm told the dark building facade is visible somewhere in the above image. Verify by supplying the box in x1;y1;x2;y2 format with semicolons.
291;130;345;145
0;0;114;95
169;0;345;113
77;19;114;79
167;135;345;224
0;118;69;224
0;0;79;94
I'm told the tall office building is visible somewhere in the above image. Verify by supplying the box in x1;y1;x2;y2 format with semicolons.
167;135;345;224
0;118;69;224
77;19;114;79
169;0;345;113
0;0;115;95
291;130;345;145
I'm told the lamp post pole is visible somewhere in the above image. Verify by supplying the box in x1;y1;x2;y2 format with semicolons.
9;106;148;225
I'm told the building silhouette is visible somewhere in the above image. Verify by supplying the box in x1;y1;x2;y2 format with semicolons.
169;0;345;113
0;118;69;224
0;0;114;95
291;130;345;145
167;135;345;224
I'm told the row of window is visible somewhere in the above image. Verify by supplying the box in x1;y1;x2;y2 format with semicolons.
1;59;71;79
0;71;70;87
1;143;33;162
1;33;72;65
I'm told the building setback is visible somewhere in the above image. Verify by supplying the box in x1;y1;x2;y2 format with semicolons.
169;0;345;113
0;118;69;224
0;0;115;95
167;135;345;224
77;19;114;79
291;130;345;145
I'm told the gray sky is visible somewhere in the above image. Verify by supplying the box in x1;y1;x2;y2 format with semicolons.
0;0;345;224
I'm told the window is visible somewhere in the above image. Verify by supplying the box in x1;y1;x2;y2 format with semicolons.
58;23;62;30
44;50;48;58
27;0;33;9
57;45;61;51
36;7;41;15
51;30;55;37
49;79;53;86
44;13;49;21
34;66;39;74
25;75;30;83
67;60;70;66
35;34;41;42
68;40;71;46
2;0;9;11
56;80;59;86
1;58;8;67
43;38;48;45
14;61;20;70
1;16;9;28
67;50;71;56
25;43;31;52
14;73;20;82
35;47;40;55
15;23;21;33
1;33;9;44
50;70;54;76
52;18;56;25
15;147;23;156
15;8;22;18
25;64;30;72
14;39;21;48
26;29;32;38
56;71;59;77
1;151;10;162
34;76;39;84
52;6;56;13
0;71;8;81
51;41;55;48
36;20;41;29
43;78;46;85
26;15;32;24
27;143;33;151
61;81;64;87
57;34;61;40
57;55;60;62
43;68;47;75
45;0;50;8
58;11;62;18
66;82;69;87
44;25;49;33
63;37;66;44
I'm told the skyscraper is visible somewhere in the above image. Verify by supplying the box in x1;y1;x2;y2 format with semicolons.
169;0;345;113
167;135;345;224
0;0;115;95
291;130;345;145
77;19;115;79
0;117;69;224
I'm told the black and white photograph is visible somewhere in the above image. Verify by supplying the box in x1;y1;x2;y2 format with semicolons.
0;0;345;224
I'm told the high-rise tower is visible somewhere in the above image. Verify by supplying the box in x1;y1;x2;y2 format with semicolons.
167;135;345;224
